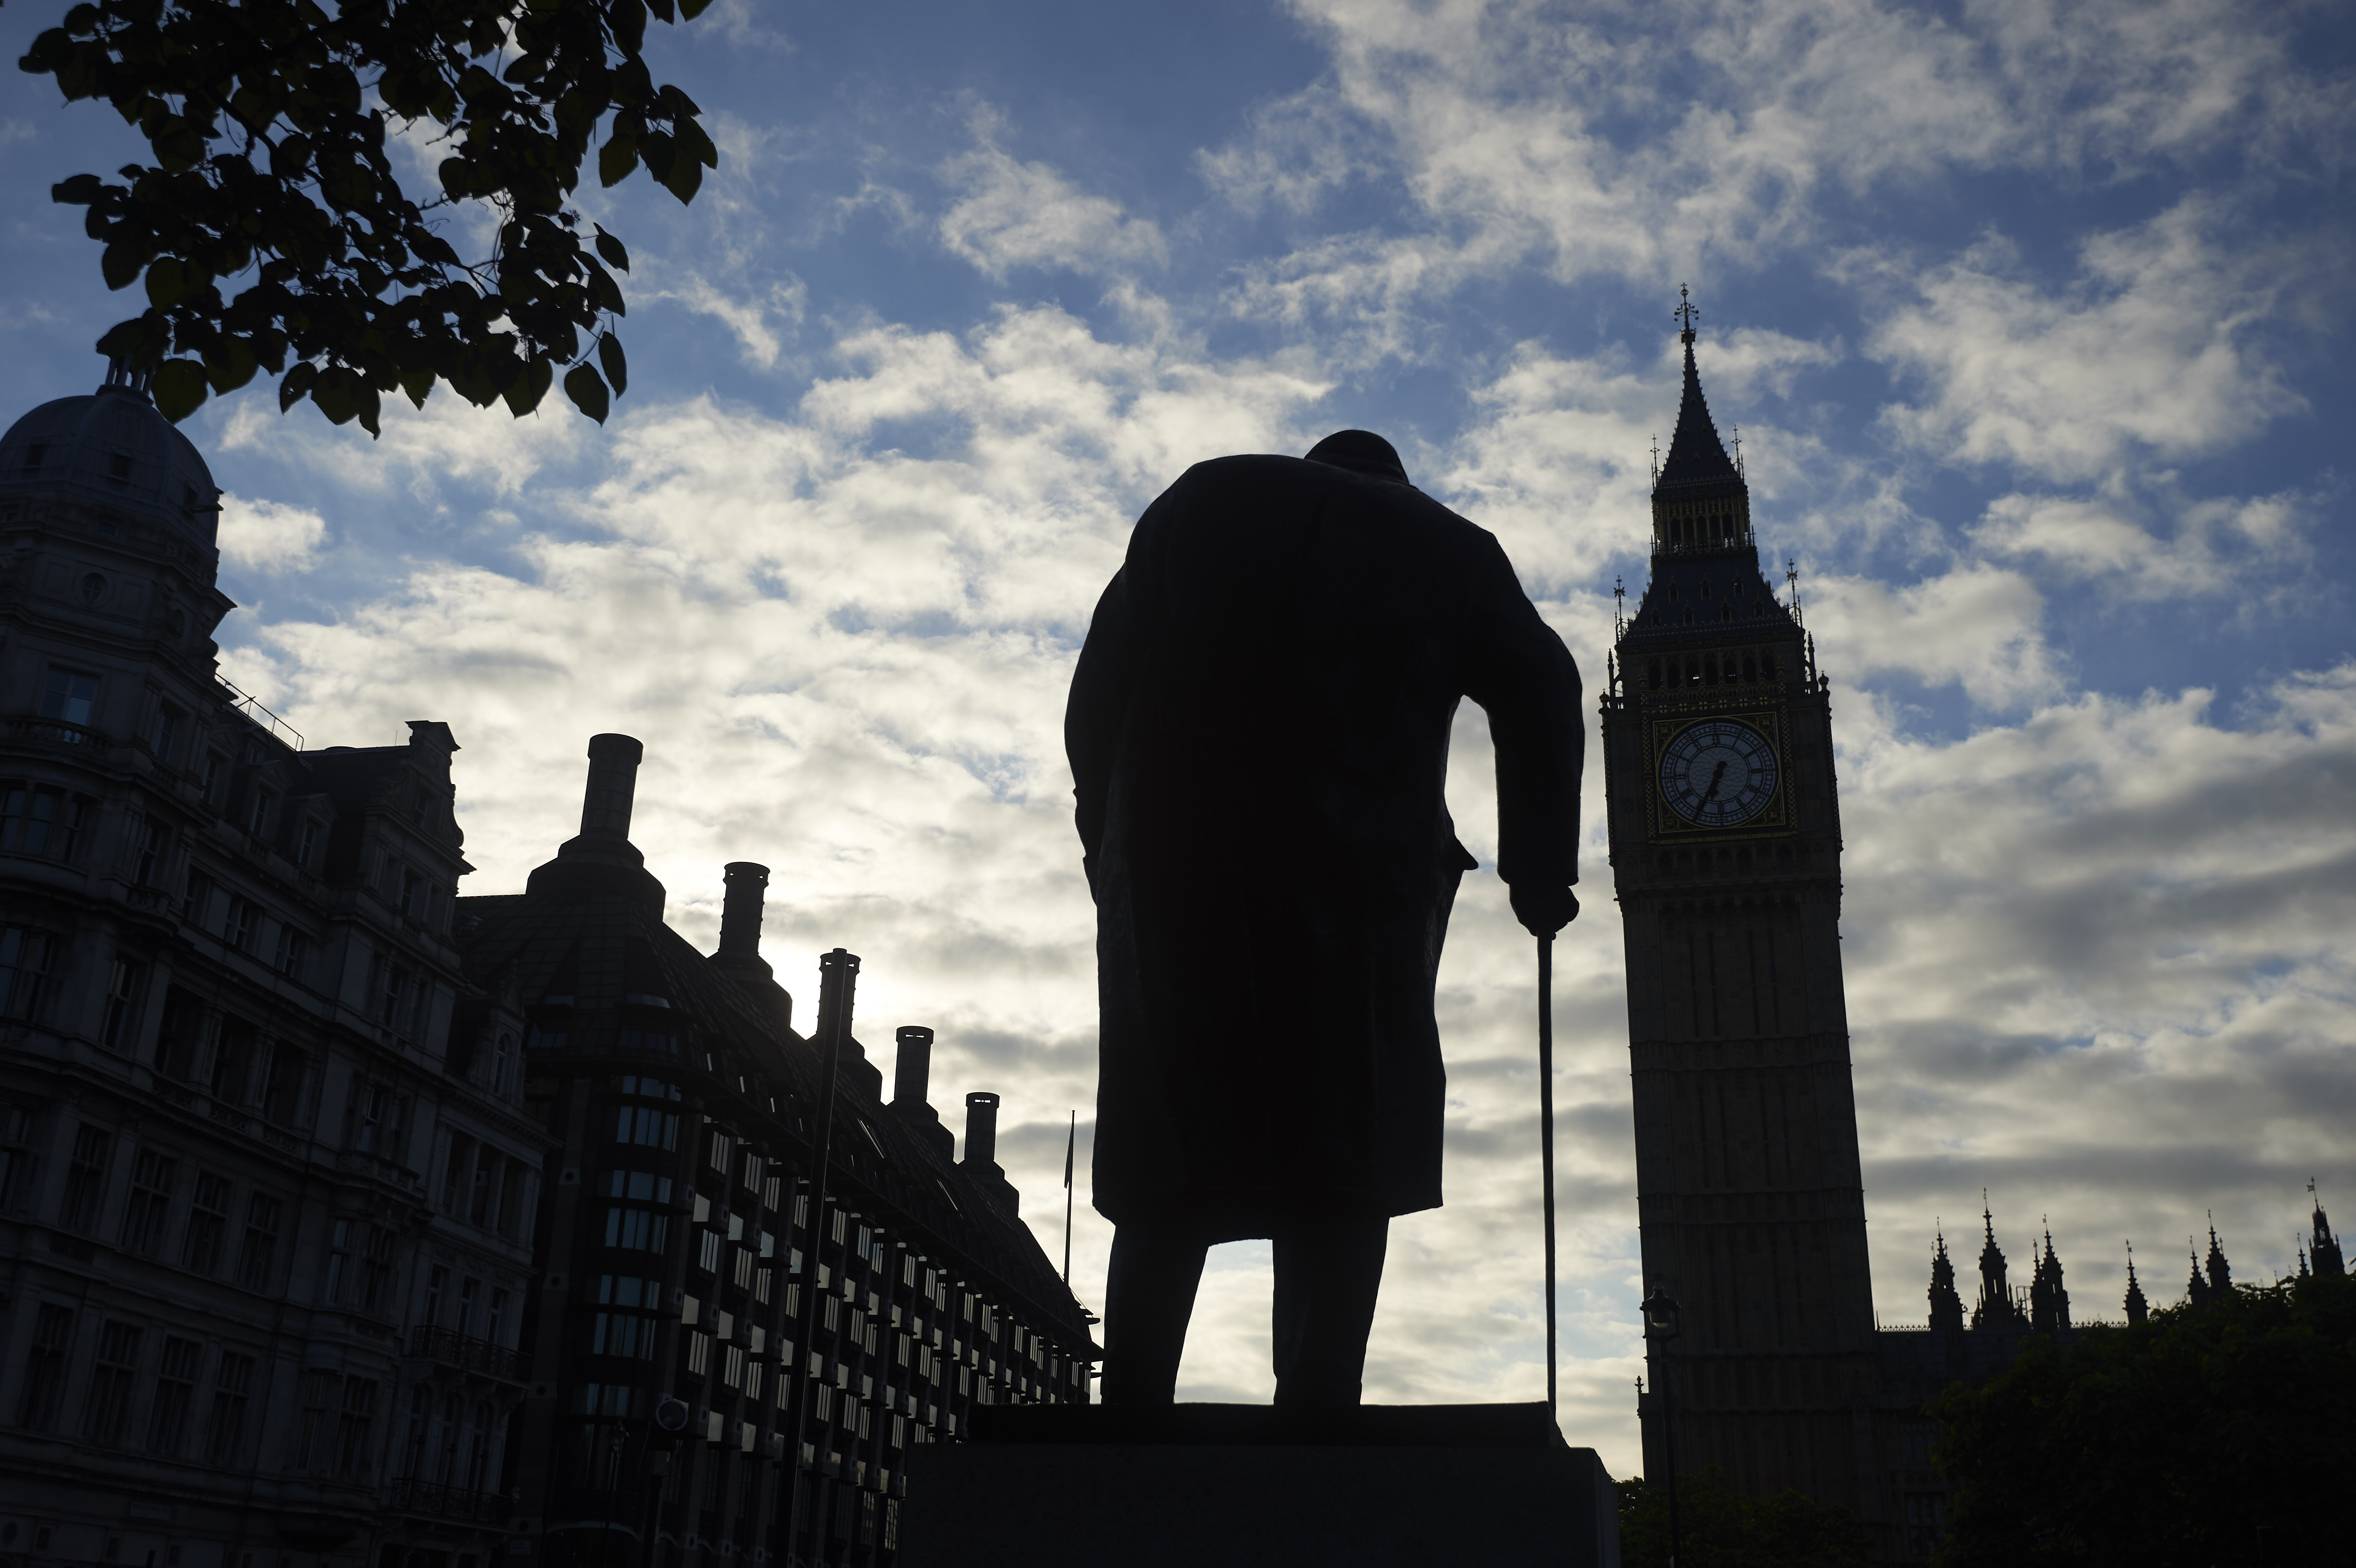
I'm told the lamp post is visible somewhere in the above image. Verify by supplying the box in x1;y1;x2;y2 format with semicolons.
1641;1286;1683;1568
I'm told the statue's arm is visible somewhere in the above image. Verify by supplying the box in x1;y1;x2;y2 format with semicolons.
1065;566;1140;885
1461;536;1585;907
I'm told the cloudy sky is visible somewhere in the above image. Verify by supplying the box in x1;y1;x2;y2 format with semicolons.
4;0;2352;1477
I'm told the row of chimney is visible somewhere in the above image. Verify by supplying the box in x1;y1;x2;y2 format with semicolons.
567;733;1023;1216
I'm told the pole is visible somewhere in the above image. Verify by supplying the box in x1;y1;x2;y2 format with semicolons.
780;948;859;1568
1665;1380;1681;1568
1062;1109;1077;1285
1538;933;1558;1421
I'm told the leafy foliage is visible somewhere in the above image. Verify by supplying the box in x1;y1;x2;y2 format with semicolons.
1931;1272;2355;1567
18;0;715;433
1616;1469;1870;1568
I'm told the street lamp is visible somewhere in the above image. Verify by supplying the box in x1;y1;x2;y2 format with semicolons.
644;1396;688;1568
1640;1286;1683;1568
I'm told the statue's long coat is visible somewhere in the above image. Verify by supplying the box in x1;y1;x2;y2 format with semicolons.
1067;454;1583;1232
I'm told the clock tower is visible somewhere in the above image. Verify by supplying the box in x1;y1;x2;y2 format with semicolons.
1604;295;1881;1518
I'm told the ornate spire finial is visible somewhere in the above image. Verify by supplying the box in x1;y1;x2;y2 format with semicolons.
1674;283;1700;345
1731;422;1743;476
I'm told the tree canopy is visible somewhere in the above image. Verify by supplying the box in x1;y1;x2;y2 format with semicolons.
1615;1470;1870;1568
18;0;720;434
1931;1272;2354;1567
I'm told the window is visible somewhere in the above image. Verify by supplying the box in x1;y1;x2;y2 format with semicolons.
153;989;203;1080
238;1193;282;1291
225;896;260;952
271;926;308;979
592;1310;658;1360
454;1277;479;1338
442;1135;475;1213
498;1164;528;1240
295;819;320;869
0;1103;31;1210
101;958;143;1050
39;669;98;727
601;1170;673;1253
345;1080;401;1156
723;1344;745;1389
210;1018;256;1105
1;783;90;860
182;1172;230;1274
63;1123;112;1232
184;867;214;926
131;817;170;885
686;1331;711;1377
149;705;182;764
488;1288;509;1349
261;1045;304;1125
615;1104;680;1150
325;1219;355;1304
246;788;275;838
206;1352;254;1466
121;1148;177;1256
296;1370;337;1473
401;868;428;921
199;753;226;806
148;1337;201;1455
18;1303;75;1430
733;1247;756;1290
84;1320;144;1445
361;1226;397;1314
366;955;413;1033
469;1153;496;1227
709;1131;731;1176
488;1030;514;1094
1;926;57;1021
698;1230;723;1274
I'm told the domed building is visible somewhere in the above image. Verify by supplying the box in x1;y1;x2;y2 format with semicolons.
0;369;1098;1568
0;366;551;1568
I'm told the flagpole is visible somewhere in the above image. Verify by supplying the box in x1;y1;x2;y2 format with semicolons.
1539;933;1558;1421
1062;1109;1077;1284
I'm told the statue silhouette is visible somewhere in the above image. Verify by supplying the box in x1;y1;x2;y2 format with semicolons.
1066;430;1584;1408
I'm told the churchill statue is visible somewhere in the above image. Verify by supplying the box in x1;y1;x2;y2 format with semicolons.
1066;429;1585;1409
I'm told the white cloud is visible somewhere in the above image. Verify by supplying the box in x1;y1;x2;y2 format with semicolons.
1972;487;2310;604
651;274;810;370
216;493;329;574
1806;563;2060;708
939;132;1168;281
1867;201;2303;482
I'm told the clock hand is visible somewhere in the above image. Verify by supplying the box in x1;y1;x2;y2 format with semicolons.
1694;759;1729;807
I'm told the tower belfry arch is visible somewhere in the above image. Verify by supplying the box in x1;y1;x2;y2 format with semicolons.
1601;291;1881;1527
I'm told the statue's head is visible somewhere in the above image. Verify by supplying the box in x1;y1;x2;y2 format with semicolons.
1304;429;1410;485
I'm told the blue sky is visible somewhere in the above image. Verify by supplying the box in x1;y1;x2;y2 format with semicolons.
5;0;2352;1473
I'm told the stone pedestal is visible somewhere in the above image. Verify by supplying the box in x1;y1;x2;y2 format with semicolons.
895;1403;1620;1567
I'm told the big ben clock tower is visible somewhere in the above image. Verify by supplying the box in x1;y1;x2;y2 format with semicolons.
1604;293;1881;1521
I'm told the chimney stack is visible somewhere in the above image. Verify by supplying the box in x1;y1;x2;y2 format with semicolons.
963;1091;1000;1170
959;1091;1020;1216
719;862;769;956
580;733;644;840
894;1027;935;1108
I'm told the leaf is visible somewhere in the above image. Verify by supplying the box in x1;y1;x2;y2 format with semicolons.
563;362;609;424
311;365;362;425
598;133;639;188
101;240;145;292
587;262;625;317
201;339;259;393
594;224;630;271
598;330;627;395
144;256;190;308
678;0;713;15
278;360;318;413
150;359;209;423
397;365;434;410
681;117;718;169
51;173;105;205
503;354;553;417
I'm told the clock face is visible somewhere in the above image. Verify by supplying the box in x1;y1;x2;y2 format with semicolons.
1658;720;1780;827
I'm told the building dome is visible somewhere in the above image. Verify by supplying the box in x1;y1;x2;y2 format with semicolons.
0;367;220;546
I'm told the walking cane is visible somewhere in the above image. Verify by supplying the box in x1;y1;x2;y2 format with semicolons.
1538;932;1558;1423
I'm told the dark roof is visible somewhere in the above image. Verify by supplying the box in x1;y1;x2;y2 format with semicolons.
456;859;1098;1352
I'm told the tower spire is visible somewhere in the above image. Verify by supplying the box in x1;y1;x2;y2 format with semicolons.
2123;1240;2149;1326
1649;283;1749;555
